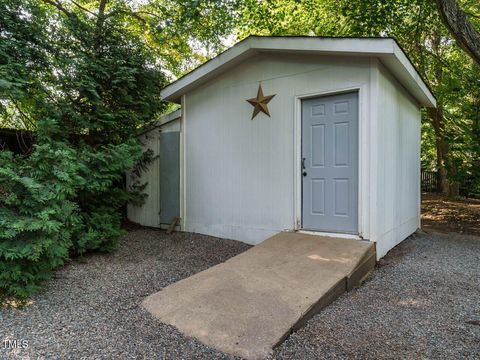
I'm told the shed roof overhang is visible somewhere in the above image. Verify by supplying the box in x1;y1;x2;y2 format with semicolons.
161;36;436;108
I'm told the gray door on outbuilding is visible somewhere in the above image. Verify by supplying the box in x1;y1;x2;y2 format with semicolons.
159;132;180;225
302;92;358;233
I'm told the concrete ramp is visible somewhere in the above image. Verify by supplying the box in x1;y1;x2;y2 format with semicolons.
143;232;375;359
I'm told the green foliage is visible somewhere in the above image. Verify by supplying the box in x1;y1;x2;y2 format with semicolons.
72;140;144;254
127;0;239;77
0;145;80;299
237;0;343;37
421;120;438;171
0;0;165;300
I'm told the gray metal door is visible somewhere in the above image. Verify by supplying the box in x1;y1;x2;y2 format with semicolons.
159;132;180;225
302;92;358;233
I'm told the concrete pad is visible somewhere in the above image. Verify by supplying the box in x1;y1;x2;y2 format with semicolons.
143;232;375;359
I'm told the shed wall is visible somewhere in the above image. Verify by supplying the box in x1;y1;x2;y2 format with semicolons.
126;117;181;227
183;54;372;244
126;129;161;227
373;61;421;258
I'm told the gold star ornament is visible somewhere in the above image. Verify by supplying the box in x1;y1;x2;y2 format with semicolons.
246;84;276;120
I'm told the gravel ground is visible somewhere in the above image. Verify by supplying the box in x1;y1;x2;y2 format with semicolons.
273;231;480;360
0;230;250;360
1;229;479;359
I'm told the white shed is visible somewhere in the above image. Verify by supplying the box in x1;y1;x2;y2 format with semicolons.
129;36;436;259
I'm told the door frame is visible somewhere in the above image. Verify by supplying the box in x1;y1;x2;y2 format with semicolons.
293;86;367;237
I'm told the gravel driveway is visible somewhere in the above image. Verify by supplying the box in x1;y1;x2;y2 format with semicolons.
1;229;479;359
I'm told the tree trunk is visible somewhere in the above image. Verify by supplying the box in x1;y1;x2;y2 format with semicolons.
428;106;449;194
435;0;480;65
428;106;461;198
426;30;461;198
96;0;108;31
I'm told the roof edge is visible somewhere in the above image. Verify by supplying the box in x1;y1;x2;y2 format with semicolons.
161;36;435;108
137;109;182;136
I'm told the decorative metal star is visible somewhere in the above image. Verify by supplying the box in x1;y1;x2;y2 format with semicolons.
246;84;276;120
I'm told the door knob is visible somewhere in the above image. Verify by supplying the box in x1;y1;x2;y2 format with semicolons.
302;171;307;177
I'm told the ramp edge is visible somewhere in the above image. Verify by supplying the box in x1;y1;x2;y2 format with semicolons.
273;243;376;350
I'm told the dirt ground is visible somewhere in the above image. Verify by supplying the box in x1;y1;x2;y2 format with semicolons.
421;192;480;236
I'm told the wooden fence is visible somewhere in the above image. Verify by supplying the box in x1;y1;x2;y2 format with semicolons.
421;169;437;192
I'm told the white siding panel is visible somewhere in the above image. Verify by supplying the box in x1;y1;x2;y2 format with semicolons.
160;119;181;133
126;117;181;227
126;130;161;227
184;54;371;244
374;63;421;258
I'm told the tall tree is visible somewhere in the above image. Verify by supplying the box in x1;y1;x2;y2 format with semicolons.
435;0;480;64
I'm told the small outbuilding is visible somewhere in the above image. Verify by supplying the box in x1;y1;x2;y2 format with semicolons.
128;36;436;259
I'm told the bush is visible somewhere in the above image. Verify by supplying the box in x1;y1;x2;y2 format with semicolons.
0;145;80;299
0;138;144;300
0;0;165;301
71;140;144;255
